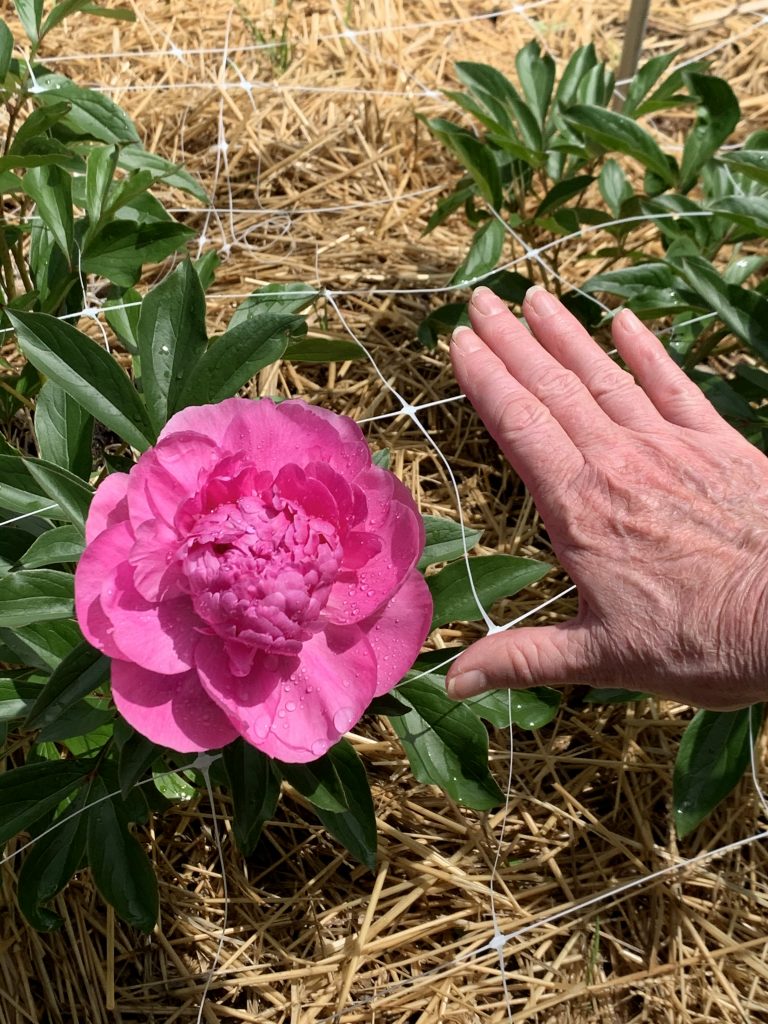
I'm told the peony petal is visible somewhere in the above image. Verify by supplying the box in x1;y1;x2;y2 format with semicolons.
326;467;424;624
162;397;371;479
129;518;185;602
360;570;433;695
159;399;251;446
75;520;134;658
85;472;130;544
194;635;286;745
111;661;239;752
196;626;377;763
100;557;199;674
127;432;219;532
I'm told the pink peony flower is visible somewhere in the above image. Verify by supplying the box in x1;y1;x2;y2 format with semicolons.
75;397;432;763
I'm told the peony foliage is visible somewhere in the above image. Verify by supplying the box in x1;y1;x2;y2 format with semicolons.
1;260;558;933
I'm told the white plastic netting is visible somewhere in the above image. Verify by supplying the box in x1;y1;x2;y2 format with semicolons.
3;2;768;1021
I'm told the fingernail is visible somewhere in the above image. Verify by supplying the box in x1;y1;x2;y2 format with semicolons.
616;308;644;334
446;669;488;700
451;326;482;352
470;286;503;315
524;285;558;318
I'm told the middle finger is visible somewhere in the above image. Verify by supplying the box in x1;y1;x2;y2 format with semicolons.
468;287;619;449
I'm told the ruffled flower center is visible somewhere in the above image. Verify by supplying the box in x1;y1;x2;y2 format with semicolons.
177;461;343;672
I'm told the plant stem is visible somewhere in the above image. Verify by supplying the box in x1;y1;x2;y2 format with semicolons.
0;377;35;410
0;223;17;300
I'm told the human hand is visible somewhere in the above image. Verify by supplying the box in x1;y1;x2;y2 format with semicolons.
446;285;768;710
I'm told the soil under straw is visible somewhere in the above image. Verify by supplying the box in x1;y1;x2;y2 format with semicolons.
2;1;768;1021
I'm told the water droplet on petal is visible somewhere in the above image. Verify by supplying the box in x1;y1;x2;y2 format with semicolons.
286;701;296;712
311;738;326;757
333;706;355;732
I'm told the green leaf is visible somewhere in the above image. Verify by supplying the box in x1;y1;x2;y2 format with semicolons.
465;686;561;729
708;196;768;237
14;0;43;42
575;63;615;107
308;740;377;870
84;144;119;229
621;50;679;118
38;699;112;744
0;454;63;520
229;282;318;327
117;730;163;799
0;618;81;670
175;314;298;408
10;101;72;155
553;43;598;111
564;105;675;184
19;524;84;568
24;458;93;530
424;117;503;208
0;527;36;573
417;302;469;348
428;554;551;629
193;250;219;291
25;640;109;730
117;145;207;204
720;150;768;188
679;73;740;192
393;675;504;809
34;381;93;480
86;776;159;932
675;255;768;360
152;768;195;802
279;755;349;812
583;262;677;298
535;175;594;217
18;788;89;931
9;309;156;452
23;164;74;260
222;739;280;855
33;72;140;144
480;269;533;303
136;260;207;429
450;218;506;287
729;252;768;286
371;448;390;469
283;337;363;362
674;705;763;838
0;678;43;722
632;60;709;118
454;62;542;154
515;41;555;129
598;159;633;218
79;4;135;20
0;758;90;844
418;514;482;570
424;182;476;234
104;288;141;354
39;0;129;37
583;687;649;704
0;569;74;627
81;221;195;287
0;20;13;81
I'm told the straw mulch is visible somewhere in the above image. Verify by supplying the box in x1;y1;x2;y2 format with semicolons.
2;1;768;1021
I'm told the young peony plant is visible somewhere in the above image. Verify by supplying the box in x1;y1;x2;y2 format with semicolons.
75;398;433;763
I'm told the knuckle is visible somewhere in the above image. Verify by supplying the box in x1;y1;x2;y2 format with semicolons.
491;390;551;439
587;365;637;405
529;364;581;403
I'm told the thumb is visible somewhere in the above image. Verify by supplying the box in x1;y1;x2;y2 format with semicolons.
445;622;596;699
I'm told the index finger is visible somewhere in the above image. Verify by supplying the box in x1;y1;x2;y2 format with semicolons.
450;324;585;500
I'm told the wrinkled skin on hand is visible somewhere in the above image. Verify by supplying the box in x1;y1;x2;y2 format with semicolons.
447;285;768;710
